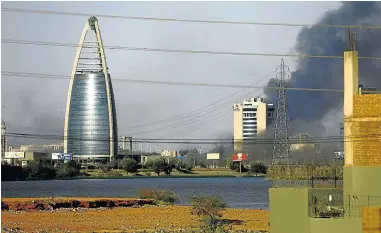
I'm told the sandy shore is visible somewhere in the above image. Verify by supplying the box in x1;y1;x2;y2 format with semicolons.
1;198;269;232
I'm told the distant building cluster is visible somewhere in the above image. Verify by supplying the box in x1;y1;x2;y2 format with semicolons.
3;150;72;167
290;133;316;152
10;143;64;153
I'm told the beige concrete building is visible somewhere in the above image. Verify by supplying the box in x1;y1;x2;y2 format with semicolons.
233;97;275;152
4;151;51;167
160;150;178;157
290;133;316;152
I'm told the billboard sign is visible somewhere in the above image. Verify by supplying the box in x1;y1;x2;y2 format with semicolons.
52;153;72;161
207;153;220;160
63;154;72;161
232;153;248;161
5;152;25;159
52;153;64;160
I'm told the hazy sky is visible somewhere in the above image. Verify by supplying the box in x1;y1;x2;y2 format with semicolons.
1;1;341;150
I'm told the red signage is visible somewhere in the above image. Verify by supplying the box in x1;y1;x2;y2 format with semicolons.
232;153;248;161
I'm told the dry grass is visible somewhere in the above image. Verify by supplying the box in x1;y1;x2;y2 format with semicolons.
1;205;269;232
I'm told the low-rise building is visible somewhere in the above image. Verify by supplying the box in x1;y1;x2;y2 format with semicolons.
141;155;162;164
4;151;51;167
160;150;178;157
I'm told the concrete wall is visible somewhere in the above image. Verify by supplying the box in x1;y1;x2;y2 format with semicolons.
344;166;381;196
351;94;381;166
269;188;310;233
343;51;359;166
309;218;361;233
269;187;369;233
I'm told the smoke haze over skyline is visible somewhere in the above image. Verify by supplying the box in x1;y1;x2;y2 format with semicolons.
2;1;380;151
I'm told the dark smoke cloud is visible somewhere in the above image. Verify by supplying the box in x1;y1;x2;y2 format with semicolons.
264;2;381;135
6;90;64;146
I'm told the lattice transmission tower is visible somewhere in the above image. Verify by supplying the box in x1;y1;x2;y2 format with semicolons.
272;59;292;165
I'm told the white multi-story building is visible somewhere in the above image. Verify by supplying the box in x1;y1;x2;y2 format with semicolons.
233;97;275;152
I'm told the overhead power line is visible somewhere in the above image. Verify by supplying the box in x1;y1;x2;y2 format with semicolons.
129;73;270;135
1;71;345;93
129;71;274;129
160;117;228;139
7;131;380;141
6;132;380;145
2;39;381;60
132;109;230;136
3;7;381;29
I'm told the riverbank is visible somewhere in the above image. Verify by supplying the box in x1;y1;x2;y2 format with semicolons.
1;197;155;211
1;198;269;233
78;168;266;180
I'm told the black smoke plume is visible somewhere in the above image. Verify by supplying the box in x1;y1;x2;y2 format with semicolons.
264;2;381;135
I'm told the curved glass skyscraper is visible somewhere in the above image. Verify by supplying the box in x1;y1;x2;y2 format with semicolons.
64;16;118;162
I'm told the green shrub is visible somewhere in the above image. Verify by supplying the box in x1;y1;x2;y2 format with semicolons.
56;160;81;178
199;161;207;168
120;158;138;174
137;189;179;205
1;165;27;181
99;164;111;173
189;195;227;231
185;164;193;171
24;161;56;180
231;163;248;172
106;160;119;170
250;163;268;175
151;158;168;176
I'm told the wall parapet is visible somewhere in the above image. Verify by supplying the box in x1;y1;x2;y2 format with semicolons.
268;165;343;188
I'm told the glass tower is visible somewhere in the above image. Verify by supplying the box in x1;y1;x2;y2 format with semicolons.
64;16;118;161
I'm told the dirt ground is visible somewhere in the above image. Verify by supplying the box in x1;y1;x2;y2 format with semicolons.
1;205;269;232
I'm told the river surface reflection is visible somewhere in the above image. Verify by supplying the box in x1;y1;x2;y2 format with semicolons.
1;177;270;209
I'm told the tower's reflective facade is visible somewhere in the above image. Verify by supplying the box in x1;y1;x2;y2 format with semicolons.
64;16;117;161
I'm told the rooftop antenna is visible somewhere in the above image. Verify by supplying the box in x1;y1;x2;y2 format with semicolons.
345;28;357;52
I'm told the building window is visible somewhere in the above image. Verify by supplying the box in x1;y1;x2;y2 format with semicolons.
243;108;257;111
243;130;257;134
243;122;257;125
244;113;257;117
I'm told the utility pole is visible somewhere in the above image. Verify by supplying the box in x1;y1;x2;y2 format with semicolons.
128;136;133;152
1;120;6;160
272;59;292;165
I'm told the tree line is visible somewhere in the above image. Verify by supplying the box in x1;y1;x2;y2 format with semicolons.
104;156;268;176
2;156;268;181
101;157;193;176
1;160;81;181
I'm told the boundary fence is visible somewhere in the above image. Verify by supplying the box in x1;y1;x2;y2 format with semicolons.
268;165;343;188
308;194;381;219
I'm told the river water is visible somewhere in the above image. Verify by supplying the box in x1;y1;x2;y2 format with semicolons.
1;177;270;209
